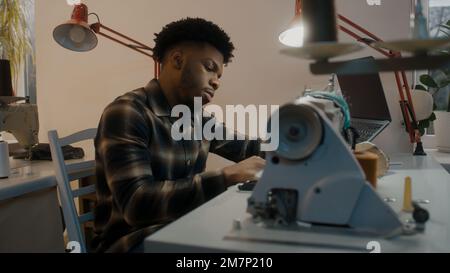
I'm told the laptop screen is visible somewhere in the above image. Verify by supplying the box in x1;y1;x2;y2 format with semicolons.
337;57;392;122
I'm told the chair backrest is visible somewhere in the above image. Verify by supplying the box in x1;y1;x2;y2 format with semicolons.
48;128;97;253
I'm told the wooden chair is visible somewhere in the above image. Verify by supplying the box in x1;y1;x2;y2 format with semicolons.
48;128;97;253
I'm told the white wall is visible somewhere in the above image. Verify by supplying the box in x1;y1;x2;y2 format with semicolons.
36;0;413;169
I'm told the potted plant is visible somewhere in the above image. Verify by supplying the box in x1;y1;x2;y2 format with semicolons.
0;0;33;97
416;21;450;152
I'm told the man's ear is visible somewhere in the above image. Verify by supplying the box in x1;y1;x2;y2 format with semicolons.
169;50;184;70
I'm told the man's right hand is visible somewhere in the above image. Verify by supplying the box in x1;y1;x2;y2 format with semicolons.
222;156;266;187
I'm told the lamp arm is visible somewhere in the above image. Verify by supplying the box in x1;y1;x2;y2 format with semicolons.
130;45;154;50
338;25;394;58
90;23;154;57
336;13;419;144
338;14;398;58
338;14;383;42
89;22;160;79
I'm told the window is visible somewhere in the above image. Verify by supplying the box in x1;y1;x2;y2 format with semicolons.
429;0;450;39
429;1;450;118
19;0;36;103
421;0;450;147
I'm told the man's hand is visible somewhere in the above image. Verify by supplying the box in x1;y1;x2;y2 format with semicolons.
222;156;266;187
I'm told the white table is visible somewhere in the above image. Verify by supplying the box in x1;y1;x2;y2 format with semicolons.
0;158;64;252
427;149;450;172
1;159;58;201
144;153;450;253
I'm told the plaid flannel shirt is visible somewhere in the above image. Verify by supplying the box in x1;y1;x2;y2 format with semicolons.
92;79;262;252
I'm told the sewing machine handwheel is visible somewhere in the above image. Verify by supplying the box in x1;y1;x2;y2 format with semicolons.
275;103;323;160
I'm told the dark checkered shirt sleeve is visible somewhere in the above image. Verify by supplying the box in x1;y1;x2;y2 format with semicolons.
92;80;262;252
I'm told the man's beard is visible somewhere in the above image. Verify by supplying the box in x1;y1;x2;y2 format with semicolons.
180;61;203;109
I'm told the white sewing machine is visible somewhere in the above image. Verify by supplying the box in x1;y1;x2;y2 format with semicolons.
0;103;39;150
227;96;408;248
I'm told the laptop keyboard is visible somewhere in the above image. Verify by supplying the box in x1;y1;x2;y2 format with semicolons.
351;120;384;143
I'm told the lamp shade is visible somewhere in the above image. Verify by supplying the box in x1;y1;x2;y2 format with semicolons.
279;15;304;47
279;0;304;47
53;4;98;52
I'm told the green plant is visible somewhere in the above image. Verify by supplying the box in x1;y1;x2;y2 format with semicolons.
0;0;33;92
416;20;450;135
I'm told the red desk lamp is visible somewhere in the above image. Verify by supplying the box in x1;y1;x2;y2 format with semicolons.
53;3;160;79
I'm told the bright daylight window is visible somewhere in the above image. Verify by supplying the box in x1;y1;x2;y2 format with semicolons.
19;0;35;103
0;0;35;102
422;0;450;136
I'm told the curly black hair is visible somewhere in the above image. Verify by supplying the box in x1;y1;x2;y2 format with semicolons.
153;18;235;64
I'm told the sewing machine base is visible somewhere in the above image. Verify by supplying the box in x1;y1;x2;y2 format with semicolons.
224;217;399;252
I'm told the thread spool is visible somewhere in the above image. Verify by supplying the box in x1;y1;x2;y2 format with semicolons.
403;176;414;213
355;142;389;177
354;150;379;188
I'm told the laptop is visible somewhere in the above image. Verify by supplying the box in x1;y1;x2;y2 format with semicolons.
337;57;392;144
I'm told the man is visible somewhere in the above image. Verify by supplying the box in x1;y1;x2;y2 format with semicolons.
92;18;265;253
